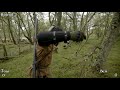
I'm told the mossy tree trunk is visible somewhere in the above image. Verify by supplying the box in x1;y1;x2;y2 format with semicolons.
93;12;120;71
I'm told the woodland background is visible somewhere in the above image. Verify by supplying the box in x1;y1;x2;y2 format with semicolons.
0;12;120;78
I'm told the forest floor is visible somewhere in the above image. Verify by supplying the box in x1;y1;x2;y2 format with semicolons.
0;37;120;78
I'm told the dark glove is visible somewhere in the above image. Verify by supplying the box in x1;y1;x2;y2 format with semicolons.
70;31;86;42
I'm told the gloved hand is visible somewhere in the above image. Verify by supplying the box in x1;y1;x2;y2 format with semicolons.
70;31;86;42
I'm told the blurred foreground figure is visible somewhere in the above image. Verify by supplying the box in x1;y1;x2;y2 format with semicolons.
29;26;86;78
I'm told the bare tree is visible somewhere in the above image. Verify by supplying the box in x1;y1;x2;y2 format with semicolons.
0;14;6;43
66;12;77;31
91;12;120;72
16;12;33;45
49;12;55;26
56;12;62;27
7;12;17;44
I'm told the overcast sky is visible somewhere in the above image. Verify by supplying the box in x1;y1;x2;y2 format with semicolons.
42;12;49;21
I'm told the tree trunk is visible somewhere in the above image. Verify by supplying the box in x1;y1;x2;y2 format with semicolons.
93;12;120;71
3;44;8;58
2;20;6;43
7;13;16;44
80;12;84;31
18;17;21;55
49;12;55;26
56;12;62;27
73;12;77;31
16;12;33;45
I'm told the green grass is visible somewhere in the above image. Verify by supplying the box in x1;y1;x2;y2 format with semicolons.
103;39;120;78
50;39;103;78
0;49;33;78
0;43;32;57
0;37;120;78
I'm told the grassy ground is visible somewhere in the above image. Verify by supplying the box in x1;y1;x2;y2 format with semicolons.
0;44;33;78
0;50;33;78
0;37;120;78
0;43;32;57
103;39;120;78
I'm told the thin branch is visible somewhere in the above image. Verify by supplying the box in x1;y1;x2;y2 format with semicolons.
81;12;96;30
66;12;73;20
